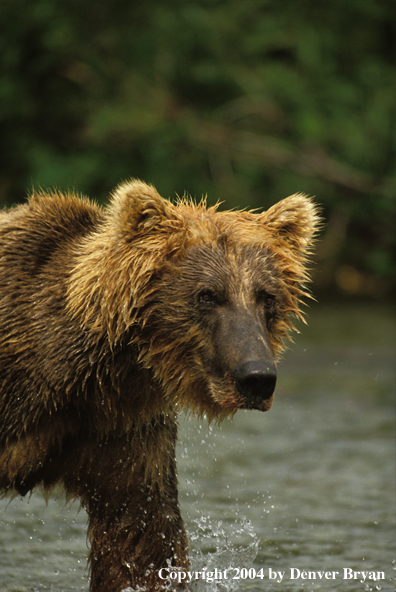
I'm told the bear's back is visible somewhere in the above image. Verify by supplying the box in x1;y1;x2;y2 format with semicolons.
0;192;104;277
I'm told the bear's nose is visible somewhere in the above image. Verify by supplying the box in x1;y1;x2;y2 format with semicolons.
233;360;277;409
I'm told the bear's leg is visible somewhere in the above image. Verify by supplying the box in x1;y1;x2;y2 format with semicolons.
64;419;189;592
87;473;188;592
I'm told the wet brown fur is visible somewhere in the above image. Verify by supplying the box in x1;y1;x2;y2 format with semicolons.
0;180;320;591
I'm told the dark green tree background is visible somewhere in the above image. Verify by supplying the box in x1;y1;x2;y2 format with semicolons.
1;0;395;296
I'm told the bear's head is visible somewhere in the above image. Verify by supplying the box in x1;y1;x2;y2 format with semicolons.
70;181;321;421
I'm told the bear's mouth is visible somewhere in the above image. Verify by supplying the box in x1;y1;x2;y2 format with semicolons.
239;394;274;412
218;391;274;412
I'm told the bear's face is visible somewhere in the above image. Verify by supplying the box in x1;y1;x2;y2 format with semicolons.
145;241;283;416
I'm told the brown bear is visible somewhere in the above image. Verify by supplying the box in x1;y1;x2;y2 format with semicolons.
0;180;320;591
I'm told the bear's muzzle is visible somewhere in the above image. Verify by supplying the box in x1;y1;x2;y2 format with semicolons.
233;360;277;411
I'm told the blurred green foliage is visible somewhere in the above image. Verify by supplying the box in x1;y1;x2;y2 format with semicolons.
0;0;395;296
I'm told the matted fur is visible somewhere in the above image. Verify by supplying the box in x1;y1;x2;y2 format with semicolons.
0;180;320;591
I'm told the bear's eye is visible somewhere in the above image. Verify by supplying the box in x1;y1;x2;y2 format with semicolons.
258;291;276;309
265;295;276;307
198;290;217;306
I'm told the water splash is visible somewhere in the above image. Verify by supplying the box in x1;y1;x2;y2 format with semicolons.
187;514;259;591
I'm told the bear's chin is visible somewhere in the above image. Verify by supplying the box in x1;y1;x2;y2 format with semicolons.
217;393;274;413
239;396;274;412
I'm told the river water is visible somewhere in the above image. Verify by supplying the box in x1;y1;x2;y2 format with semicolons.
0;303;394;592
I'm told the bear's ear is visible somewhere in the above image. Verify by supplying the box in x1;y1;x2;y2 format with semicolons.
109;179;179;238
260;193;321;252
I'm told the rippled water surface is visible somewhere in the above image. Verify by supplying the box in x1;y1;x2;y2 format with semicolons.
0;303;394;591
